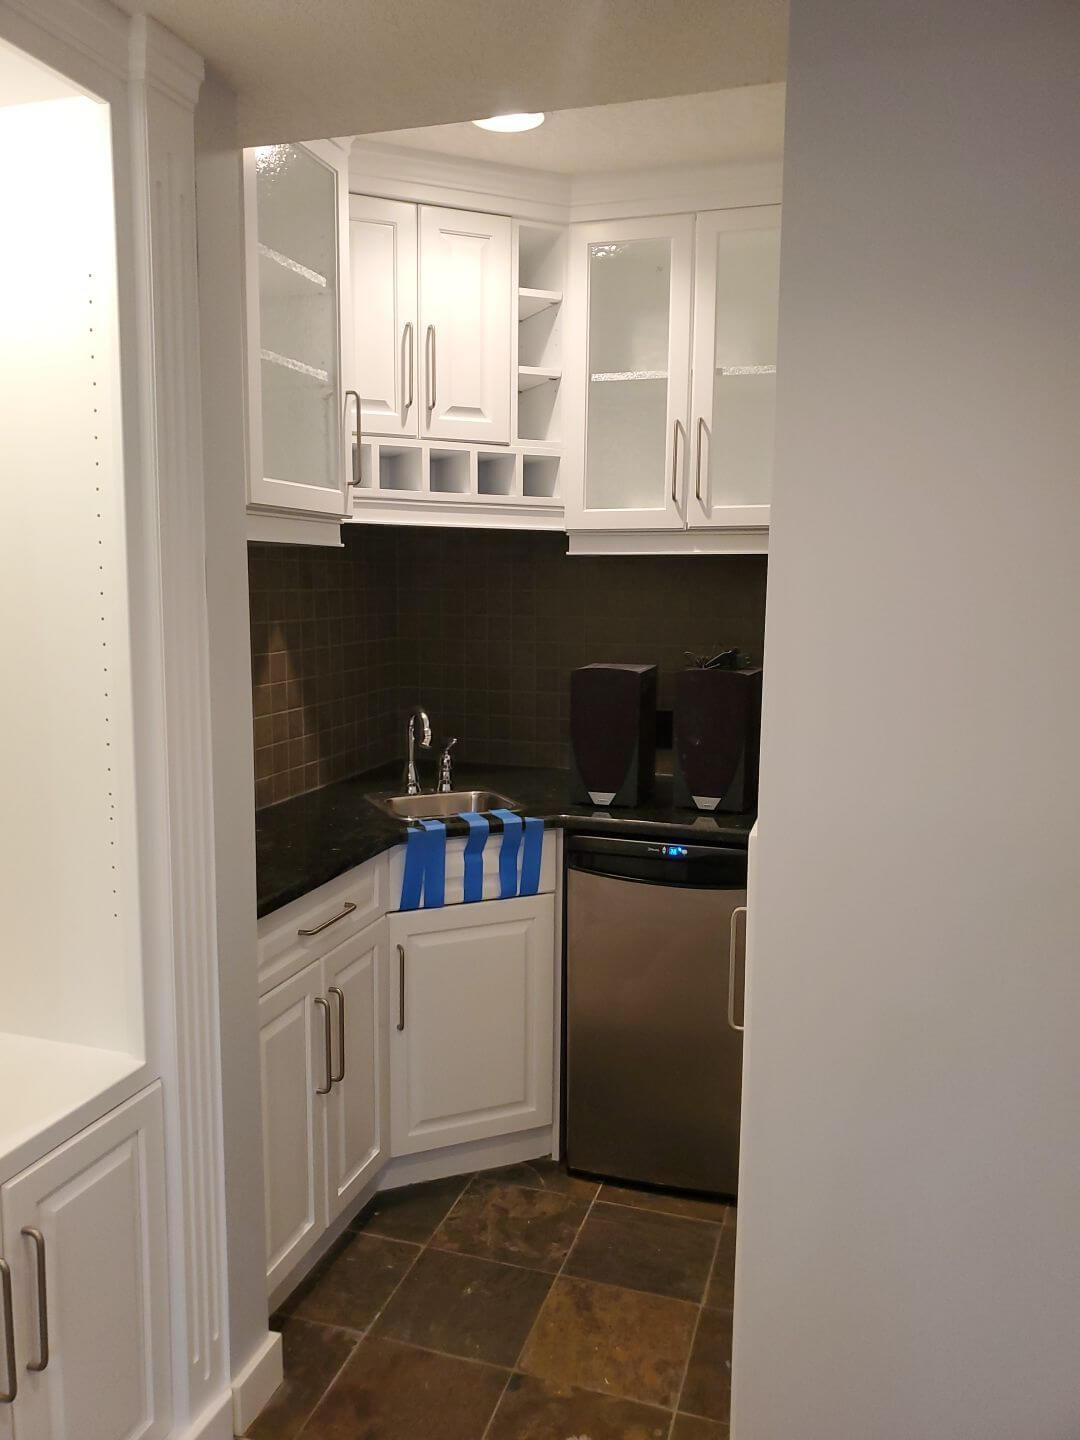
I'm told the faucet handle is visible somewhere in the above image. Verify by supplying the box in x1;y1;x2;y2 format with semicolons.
436;738;457;794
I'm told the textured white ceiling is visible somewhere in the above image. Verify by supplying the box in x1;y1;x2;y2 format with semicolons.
367;84;786;175
114;0;788;145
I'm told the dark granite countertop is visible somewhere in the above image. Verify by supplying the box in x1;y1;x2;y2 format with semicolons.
256;762;756;917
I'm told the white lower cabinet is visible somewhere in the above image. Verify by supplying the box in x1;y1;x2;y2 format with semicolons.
0;1086;170;1440
388;894;556;1156
259;916;388;1292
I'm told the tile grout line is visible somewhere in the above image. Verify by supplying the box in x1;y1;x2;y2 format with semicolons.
292;1173;474;1440
664;1226;722;1440
478;1177;604;1440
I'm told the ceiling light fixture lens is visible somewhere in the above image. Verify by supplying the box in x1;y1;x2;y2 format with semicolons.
472;112;545;133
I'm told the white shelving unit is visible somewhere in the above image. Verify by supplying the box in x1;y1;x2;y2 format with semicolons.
513;221;565;451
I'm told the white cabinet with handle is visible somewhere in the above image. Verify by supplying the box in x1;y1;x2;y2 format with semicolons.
350;199;512;448
245;139;355;522
565;214;694;533
688;208;781;530
388;894;556;1157
565;205;780;545
418;206;512;444
349;195;419;440
0;1086;170;1440
258;915;388;1293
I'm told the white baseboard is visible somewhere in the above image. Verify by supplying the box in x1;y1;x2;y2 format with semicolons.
378;1127;555;1190
231;1329;284;1436
172;1389;234;1440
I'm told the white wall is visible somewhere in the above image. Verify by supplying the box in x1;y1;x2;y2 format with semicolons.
735;3;1080;1436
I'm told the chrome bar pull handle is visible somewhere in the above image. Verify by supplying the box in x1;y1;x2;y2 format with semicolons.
397;944;406;1031
426;324;437;412
695;415;707;506
727;905;748;1034
314;996;333;1094
0;1258;16;1403
328;985;346;1085
671;418;683;504
21;1229;48;1372
344;390;362;488
298;901;356;938
403;321;415;413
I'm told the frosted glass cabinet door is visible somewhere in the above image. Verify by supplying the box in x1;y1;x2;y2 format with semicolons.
689;207;781;529
246;141;352;516
569;215;693;530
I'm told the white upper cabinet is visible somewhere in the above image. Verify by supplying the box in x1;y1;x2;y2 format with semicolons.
565;207;779;543
349;195;419;440
418;206;512;444
565;215;694;531
245;140;354;517
689;207;781;529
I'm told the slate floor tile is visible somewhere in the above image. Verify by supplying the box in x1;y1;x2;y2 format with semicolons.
351;1173;471;1244
671;1413;730;1439
300;1335;506;1440
680;1308;733;1423
475;1157;600;1202
599;1183;734;1226
246;1317;355;1440
284;1231;419;1331
518;1275;697;1408
703;1224;736;1311
565;1201;719;1302
373;1248;553;1367
432;1180;590;1272
486;1372;670;1440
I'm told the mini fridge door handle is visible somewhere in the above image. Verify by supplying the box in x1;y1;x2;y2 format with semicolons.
727;905;748;1033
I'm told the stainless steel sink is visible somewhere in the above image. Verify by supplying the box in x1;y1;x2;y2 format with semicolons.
367;789;518;821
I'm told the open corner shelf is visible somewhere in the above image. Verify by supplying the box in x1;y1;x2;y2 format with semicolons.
518;366;561;393
518;287;562;320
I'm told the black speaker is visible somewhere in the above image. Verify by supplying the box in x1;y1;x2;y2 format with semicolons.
569;664;657;807
673;666;762;813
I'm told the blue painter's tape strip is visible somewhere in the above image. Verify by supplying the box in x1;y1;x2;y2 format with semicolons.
458;812;490;904
520;816;544;896
400;826;426;910
490;809;523;899
418;818;446;908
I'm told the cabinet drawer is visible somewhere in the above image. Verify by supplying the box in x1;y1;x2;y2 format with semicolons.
386;828;556;911
258;855;387;996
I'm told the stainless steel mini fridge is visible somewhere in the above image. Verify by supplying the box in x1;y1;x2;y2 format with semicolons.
564;835;747;1197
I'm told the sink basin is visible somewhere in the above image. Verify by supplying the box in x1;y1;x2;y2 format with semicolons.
367;789;519;821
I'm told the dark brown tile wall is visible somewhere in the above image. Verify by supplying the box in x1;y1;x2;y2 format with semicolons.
249;531;398;808
249;526;767;807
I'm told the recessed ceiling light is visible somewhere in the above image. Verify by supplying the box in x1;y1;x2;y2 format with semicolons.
472;112;545;133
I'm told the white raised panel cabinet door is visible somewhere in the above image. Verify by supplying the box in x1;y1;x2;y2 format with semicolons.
419;206;512;443
324;918;389;1219
349;196;419;439
245;139;353;516
0;1085;170;1440
564;214;694;531
388;895;556;1155
259;961;329;1292
688;207;780;530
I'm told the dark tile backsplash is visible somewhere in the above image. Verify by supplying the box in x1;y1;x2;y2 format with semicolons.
250;527;767;807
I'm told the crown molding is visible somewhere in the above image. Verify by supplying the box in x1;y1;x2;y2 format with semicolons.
129;11;204;111
348;139;782;224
